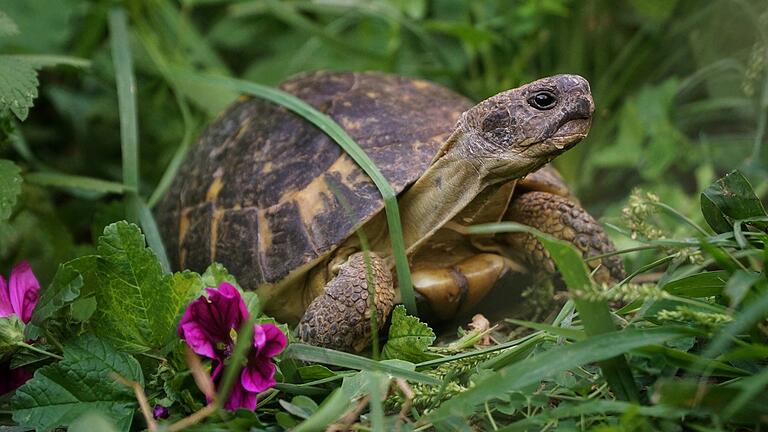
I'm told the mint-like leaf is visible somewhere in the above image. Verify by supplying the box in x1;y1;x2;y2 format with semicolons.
0;56;39;121
91;221;200;353
0;159;22;222
381;305;439;363
11;334;143;432
202;262;241;289
30;260;88;326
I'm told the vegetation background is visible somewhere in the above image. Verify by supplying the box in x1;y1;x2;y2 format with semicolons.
1;0;766;281
0;0;767;430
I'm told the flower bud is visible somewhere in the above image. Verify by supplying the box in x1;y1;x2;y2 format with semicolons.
0;315;24;361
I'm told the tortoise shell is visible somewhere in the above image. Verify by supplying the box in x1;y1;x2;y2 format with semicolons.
156;71;476;290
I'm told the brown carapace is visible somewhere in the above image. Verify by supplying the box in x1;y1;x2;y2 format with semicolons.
156;71;624;352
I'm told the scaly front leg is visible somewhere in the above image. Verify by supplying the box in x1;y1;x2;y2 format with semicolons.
296;252;394;352
504;191;625;284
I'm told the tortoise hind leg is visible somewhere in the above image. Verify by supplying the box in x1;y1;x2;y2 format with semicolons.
504;191;625;284
296;252;394;352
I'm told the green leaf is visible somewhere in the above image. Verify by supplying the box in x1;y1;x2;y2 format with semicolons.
25;171;132;195
70;297;97;322
724;270;761;308
108;8;139;191
0;56;39;121
701;170;767;233
283;343;440;385
11;334;142;432
292;371;370;432
499;400;688;431
654;378;768;423
30;261;85;326
0;159;22;221
69;412;120;432
279;395;318;420
90;221;200;353
427;326;695;425
202;262;242;289
381;305;439;363
661;270;728;297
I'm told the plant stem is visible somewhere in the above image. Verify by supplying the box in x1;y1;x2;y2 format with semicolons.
18;342;64;360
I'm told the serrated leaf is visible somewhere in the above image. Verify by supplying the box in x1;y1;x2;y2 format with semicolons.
11;334;142;432
91;221;200;353
0;56;39;121
30;261;86;326
202;262;241;289
381;305;438;363
0;159;22;221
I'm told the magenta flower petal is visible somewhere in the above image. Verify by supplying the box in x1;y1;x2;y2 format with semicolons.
179;320;217;359
240;323;286;393
178;282;248;359
223;381;258;411
8;262;39;324
0;275;11;318
177;283;288;412
241;355;277;393
260;323;288;358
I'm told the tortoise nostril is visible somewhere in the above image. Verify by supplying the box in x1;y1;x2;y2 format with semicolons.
575;96;594;119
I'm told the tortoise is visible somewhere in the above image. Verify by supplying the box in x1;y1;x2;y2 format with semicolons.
156;71;624;352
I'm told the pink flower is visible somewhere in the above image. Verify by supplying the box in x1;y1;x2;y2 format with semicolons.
0;261;40;395
0;261;40;324
178;283;287;411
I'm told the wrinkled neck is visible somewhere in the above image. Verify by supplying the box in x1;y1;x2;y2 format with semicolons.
396;130;508;254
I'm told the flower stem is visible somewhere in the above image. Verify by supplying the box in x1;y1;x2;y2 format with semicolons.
18;342;64;360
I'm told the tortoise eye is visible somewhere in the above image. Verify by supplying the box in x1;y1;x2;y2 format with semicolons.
528;91;557;110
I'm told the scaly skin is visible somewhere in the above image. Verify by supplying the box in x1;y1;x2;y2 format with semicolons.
296;252;394;352
505;191;625;285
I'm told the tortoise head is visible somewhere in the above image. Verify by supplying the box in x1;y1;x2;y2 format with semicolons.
457;74;594;177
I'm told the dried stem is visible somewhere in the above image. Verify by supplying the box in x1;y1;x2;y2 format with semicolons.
111;372;156;431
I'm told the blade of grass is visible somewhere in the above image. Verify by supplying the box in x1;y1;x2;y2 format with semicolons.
467;222;639;402
261;0;387;60
722;367;768;420
703;282;768;359
12;54;91;69
505;319;585;341
367;371;386;432
25;172;133;195
109;8;139;191
283;344;439;385
426;326;696;425
110;8;170;271
416;332;545;370
174;70;418;316
498;400;689;432
133;14;200;208
126;193;171;272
